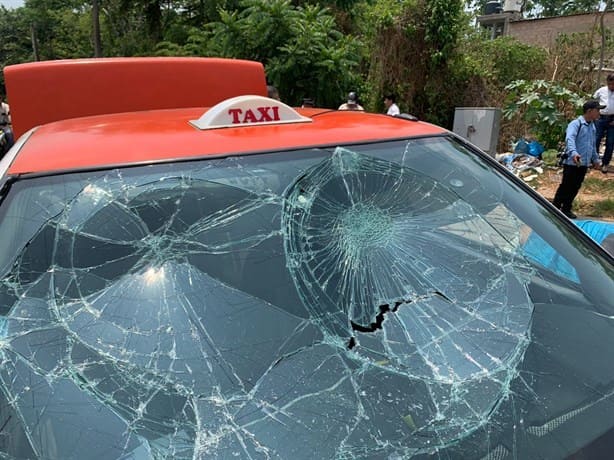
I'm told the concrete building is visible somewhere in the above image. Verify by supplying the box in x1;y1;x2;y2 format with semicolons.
477;10;614;48
507;11;614;49
477;9;614;72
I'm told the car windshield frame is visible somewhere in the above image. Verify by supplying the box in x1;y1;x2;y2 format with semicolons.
0;135;613;459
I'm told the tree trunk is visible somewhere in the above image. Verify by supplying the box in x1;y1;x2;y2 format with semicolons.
30;24;40;61
146;0;162;42
93;0;103;57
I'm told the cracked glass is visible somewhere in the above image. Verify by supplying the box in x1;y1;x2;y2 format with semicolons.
0;137;613;459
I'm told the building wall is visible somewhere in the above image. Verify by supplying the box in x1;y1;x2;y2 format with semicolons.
507;12;614;48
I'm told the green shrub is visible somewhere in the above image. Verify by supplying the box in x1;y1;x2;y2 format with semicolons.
503;79;586;149
185;0;361;108
463;36;547;88
541;149;560;167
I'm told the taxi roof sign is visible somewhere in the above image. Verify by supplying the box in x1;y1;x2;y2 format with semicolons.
190;95;312;130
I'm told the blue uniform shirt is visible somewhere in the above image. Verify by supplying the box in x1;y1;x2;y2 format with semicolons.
564;115;599;167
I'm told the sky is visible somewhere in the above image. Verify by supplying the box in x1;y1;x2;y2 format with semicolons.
0;0;24;8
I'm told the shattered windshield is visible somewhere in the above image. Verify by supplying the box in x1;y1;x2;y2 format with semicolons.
0;137;612;459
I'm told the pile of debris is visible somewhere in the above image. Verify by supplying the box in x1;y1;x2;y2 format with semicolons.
495;138;546;183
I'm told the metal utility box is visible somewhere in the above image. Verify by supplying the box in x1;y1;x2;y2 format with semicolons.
503;0;522;12
452;107;501;156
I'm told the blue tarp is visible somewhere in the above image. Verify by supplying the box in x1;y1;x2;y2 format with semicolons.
522;220;614;282
574;220;614;245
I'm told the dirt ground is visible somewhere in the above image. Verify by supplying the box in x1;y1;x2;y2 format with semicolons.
532;165;614;221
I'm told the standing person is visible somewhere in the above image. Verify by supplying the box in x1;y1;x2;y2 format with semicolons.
267;85;280;101
0;96;13;153
552;100;603;219
593;73;614;173
384;94;400;116
338;92;364;111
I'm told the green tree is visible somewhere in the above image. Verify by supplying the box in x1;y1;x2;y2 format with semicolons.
119;0;162;41
98;0;169;55
267;4;361;106
540;0;602;16
0;6;33;66
457;35;550;150
463;36;547;87
176;0;241;26
421;0;466;124
0;6;32;92
20;0;91;60
503;79;586;148
185;0;361;107
361;0;467;125
204;0;299;62
93;0;102;56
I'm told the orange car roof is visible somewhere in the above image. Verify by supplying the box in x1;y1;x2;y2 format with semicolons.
4;57;267;139
8;108;446;175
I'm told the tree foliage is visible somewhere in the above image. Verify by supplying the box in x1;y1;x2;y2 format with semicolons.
358;0;469;124
0;0;612;143
535;0;602;17
464;36;547;87
0;6;32;66
183;0;361;107
503;79;586;148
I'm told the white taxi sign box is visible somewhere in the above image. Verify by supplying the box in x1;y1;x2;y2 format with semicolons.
190;95;312;130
